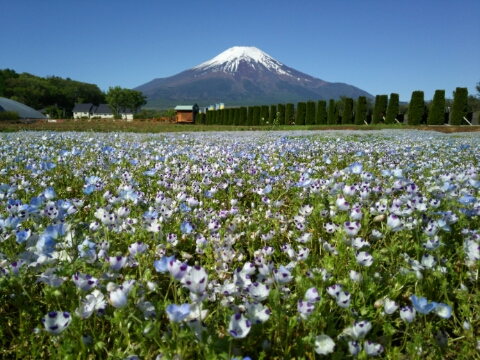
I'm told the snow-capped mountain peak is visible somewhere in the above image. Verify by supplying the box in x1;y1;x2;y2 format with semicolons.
192;46;290;75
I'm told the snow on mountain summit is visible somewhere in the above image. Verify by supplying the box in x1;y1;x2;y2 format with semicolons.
192;46;291;76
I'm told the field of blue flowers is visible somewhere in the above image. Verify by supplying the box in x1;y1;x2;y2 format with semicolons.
1;130;480;359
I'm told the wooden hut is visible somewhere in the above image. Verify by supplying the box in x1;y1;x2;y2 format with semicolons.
174;104;199;124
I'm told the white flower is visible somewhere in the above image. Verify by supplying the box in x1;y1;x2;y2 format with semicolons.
228;313;251;339
109;288;128;308
314;334;335;355
41;311;71;335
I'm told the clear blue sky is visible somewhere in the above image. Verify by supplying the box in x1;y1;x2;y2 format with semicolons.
2;0;479;101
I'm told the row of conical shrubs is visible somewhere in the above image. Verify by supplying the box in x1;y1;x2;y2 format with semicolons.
197;87;470;126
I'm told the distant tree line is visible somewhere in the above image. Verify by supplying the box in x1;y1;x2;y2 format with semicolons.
0;69;147;119
0;68;105;117
196;85;480;126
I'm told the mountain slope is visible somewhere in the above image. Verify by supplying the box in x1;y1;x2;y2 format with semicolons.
135;46;373;109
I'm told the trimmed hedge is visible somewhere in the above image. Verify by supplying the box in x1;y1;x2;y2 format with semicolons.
315;100;327;125
355;96;367;125
385;93;399;124
450;87;468;125
408;91;425;125
427;90;445;125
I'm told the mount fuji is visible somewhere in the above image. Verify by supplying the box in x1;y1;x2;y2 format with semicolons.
135;46;373;109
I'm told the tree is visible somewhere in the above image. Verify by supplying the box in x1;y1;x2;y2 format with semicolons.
240;107;247;126
305;101;316;125
296;102;306;125
315;100;327;125
269;104;277;124
372;95;388;124
341;98;354;124
450;87;469;125
385;93;400;124
285;103;294;124
327;99;337;125
105;86;125;116
260;105;269;125
252;106;261;126
247;106;254;126
427;90;445;125
355;96;367;125
277;103;285;125
125;89;147;114
408;90;425;125
476;81;480;96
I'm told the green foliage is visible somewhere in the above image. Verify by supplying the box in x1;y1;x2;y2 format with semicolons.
355;96;367;125
269;105;277;125
0;69;104;115
285;103;294;124
427;90;445;125
260;105;269;125
247;106;254;126
252;106;261;126
305;101;315;125
372;94;388;124
408;91;425;125
315;100;327;125
277;104;285;125
229;108;235;125
341;98;354;124
296;102;306;125
327;99;337;125
450;87;469;125
385;93;400;124
240;107;247;126
105;86;146;116
0;111;20;121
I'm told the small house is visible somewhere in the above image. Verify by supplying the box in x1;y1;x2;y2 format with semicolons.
174;104;199;124
73;103;94;119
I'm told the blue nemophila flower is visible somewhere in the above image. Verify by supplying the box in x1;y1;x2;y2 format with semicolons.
78;238;97;262
314;334;335;355
352;320;372;339
245;301;271;324
336;291;351;308
182;265;208;294
273;265;293;285
364;340;383;356
246;282;271;302
72;272;98;291
15;228;32;244
355;251;374;267
344;221;361;237
180;221;193;234
305;287;320;303
43;187;56;200
349;162;363;174
411;295;438;314
166;303;191;323
297;300;315;320
400;306;416;323
384;298;399;314
75;290;107;319
348;340;362;356
41;311;71;335
36;267;64;287
387;215;404;232
128;241;148;256
228;313;251;339
435;303;452;319
108;256;128;271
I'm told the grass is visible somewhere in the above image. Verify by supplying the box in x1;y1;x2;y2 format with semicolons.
1;119;480;133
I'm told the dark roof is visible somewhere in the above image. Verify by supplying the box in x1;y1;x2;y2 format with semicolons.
72;103;94;112
93;104;112;114
0;97;47;119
